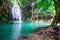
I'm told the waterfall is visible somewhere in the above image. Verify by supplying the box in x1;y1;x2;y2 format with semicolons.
11;0;22;23
11;0;22;40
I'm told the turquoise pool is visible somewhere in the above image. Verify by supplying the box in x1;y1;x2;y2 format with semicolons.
0;22;59;40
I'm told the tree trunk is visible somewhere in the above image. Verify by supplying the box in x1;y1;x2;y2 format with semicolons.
51;0;60;28
50;0;60;40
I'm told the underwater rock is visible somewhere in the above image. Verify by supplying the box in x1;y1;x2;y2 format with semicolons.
28;33;39;40
18;36;28;40
18;27;59;40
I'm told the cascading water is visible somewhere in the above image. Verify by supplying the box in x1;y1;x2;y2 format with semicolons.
11;0;22;40
12;0;22;23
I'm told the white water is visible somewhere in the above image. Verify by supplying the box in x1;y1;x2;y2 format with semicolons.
11;0;22;40
12;0;22;23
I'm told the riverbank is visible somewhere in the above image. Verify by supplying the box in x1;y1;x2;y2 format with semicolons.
18;26;59;40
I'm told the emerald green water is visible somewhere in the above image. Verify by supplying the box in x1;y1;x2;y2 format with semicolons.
0;22;58;40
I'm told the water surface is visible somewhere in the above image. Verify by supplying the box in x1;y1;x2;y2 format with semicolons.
0;22;59;40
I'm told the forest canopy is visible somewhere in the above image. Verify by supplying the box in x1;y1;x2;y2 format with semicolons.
0;0;56;23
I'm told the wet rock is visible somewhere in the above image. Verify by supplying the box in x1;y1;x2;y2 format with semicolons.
28;33;39;40
18;36;28;40
18;27;59;40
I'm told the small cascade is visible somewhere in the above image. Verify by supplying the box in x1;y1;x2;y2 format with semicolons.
12;0;22;23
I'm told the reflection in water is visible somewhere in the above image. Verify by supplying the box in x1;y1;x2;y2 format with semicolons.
12;24;21;40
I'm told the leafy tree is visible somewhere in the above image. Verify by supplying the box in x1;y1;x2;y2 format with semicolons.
0;0;12;23
51;0;60;28
31;0;55;18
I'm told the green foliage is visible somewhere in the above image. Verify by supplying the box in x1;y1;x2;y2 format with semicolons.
0;0;12;23
10;0;22;6
0;0;56;23
34;0;56;17
10;0;56;21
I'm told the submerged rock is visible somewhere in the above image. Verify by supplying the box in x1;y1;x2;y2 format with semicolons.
18;27;59;40
18;36;28;40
